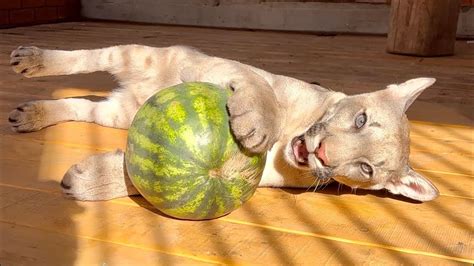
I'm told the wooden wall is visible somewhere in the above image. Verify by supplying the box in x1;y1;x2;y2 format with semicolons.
1;0;473;36
0;0;80;28
81;0;473;37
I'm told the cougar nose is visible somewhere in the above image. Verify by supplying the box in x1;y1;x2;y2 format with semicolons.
316;142;330;166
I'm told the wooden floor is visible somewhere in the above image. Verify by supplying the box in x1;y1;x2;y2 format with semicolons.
0;22;472;265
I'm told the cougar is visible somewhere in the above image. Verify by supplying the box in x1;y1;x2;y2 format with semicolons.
8;45;439;202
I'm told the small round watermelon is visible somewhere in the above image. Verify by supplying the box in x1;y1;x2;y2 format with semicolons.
125;82;266;220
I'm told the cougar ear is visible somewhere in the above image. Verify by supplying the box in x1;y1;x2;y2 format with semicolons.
386;77;436;112
385;167;439;202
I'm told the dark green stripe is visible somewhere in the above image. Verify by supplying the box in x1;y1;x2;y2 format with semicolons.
140;99;213;168
127;130;204;176
129;119;209;170
191;179;219;218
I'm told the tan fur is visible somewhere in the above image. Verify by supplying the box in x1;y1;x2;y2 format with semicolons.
9;45;439;202
144;56;153;68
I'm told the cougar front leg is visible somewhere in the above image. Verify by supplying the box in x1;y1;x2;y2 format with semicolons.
9;98;94;132
10;45;114;77
61;150;139;201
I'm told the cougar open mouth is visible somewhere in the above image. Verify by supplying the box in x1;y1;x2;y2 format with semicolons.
292;135;309;165
291;135;329;167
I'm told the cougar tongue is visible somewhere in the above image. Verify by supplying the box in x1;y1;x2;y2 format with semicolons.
316;142;329;166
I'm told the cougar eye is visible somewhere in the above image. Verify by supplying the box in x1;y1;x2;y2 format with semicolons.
360;162;373;176
355;113;367;128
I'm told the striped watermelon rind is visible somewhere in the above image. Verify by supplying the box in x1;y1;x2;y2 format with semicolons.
125;82;266;220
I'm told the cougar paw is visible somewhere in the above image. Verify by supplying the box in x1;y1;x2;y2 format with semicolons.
227;91;276;154
8;101;48;133
61;163;98;201
61;151;136;201
10;46;45;77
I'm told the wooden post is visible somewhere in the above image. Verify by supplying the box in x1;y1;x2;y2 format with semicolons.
387;0;461;56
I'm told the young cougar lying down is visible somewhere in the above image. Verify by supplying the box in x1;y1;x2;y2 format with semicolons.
9;45;439;202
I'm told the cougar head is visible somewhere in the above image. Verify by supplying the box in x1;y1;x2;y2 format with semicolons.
285;78;439;202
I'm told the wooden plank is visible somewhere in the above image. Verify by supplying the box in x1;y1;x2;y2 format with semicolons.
0;123;127;153
410;152;473;178
74;0;474;38
410;138;473;157
0;222;216;265
1;186;471;264
80;1;392;35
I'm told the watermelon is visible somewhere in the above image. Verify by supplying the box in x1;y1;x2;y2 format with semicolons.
125;82;266;220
